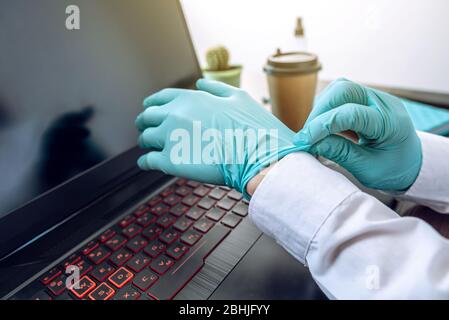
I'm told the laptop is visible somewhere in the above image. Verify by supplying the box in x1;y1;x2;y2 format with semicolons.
0;0;324;300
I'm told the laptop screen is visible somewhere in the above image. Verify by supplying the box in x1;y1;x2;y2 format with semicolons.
0;0;200;218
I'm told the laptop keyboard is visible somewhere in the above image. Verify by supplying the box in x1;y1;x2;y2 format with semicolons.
30;179;249;300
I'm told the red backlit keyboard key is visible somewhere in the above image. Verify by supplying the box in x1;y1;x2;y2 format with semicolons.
133;269;159;291
197;197;216;210
109;248;132;267
185;206;205;221
180;229;202;246
150;203;169;216
173;216;194;232
69;276;96;299
126;235;148;253
88;283;115;300
217;198;237;211
194;218;215;233
182;194;200;206
221;214;242;228
156;214;176;229
159;228;180;245
161;186;176;197
208;188;227;200
108;267;134;289
193;185;210;197
147;195;162;207
62;253;81;270
122;223;142;239
186;180;200;188
118;215;136;228
88;246;111;265
166;242;189;260
74;258;93;276
105;234;127;251
114;285;140;300
81;240;99;255
228;189;243;201
133;205;149;217
169;204;189;217
47;274;67;296
176;178;187;186
175;186;192;197
91;262;115;282
127;253;151;273
163;194;181;206
136;212;156;227
147;224;230;300
150;255;175;275
206;207;226;222
142;224;163;241
40;267;62;285
232;202;249;217
99;229;116;243
144;240;166;258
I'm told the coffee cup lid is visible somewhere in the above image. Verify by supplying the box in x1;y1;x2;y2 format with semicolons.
264;49;322;75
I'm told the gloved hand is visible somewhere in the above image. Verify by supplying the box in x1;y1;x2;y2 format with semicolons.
136;79;302;198
294;78;423;191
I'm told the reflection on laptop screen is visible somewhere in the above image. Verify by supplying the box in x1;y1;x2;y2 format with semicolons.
0;0;199;217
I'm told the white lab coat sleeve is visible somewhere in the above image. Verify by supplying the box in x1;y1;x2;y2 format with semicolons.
399;131;449;213
249;152;449;299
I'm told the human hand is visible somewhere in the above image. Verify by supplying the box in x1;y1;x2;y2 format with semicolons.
294;78;422;191
136;79;302;198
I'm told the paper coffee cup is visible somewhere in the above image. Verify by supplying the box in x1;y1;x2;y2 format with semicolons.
264;50;321;131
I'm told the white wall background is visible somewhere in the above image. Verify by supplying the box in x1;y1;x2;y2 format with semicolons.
181;0;449;99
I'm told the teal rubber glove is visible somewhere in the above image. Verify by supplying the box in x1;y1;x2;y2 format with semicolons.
294;78;423;191
136;79;302;198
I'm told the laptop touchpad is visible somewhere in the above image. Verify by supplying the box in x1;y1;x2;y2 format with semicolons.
210;234;326;300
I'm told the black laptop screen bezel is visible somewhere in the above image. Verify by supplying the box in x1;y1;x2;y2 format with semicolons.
0;0;202;260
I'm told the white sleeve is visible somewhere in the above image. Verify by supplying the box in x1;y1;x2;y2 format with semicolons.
400;131;449;213
249;152;449;299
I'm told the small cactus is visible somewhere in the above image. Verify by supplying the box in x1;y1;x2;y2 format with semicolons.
206;46;230;71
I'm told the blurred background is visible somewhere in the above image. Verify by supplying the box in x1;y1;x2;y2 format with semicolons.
181;0;449;98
